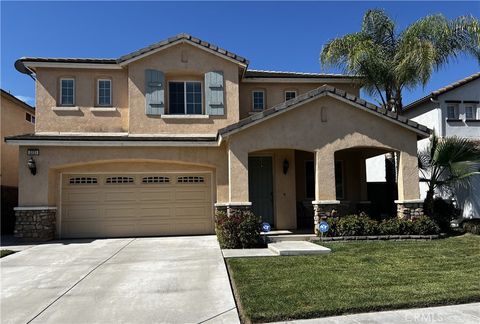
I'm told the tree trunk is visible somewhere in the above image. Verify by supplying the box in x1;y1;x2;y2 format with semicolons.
424;188;435;217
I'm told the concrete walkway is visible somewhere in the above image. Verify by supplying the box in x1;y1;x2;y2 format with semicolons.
270;303;480;324
1;236;239;324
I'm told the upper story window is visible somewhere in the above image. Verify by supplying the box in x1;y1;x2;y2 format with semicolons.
285;90;297;101
169;81;202;114
97;79;112;106
252;90;265;111
25;112;35;124
447;105;459;119
465;106;477;120
60;78;75;106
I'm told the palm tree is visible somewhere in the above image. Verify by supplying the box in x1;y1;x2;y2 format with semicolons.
419;133;480;218
320;9;480;112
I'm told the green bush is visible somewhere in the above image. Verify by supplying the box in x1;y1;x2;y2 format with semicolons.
323;214;440;237
215;209;262;249
431;198;458;232
462;219;480;235
411;216;441;235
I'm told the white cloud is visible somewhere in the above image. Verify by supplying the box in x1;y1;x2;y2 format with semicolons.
14;95;35;106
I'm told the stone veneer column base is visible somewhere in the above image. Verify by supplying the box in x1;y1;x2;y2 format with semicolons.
312;200;340;234
214;202;252;216
14;207;57;241
395;199;424;220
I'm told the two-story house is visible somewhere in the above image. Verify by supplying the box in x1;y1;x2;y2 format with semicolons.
7;34;429;240
402;72;480;219
1;89;35;234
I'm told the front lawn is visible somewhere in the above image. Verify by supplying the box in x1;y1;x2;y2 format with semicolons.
227;235;480;323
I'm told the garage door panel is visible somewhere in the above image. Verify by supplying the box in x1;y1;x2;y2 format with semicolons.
62;172;213;238
139;189;174;201
104;190;138;202
64;191;101;204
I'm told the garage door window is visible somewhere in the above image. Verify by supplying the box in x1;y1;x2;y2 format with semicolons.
106;177;134;184
177;176;204;183
69;177;98;184
142;176;170;184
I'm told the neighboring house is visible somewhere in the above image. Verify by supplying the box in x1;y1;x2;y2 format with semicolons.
1;89;35;234
402;72;480;219
6;34;429;240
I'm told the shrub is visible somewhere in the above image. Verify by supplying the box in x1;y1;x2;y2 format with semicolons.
430;198;458;233
411;216;441;235
323;214;440;237
215;209;262;249
462;219;480;235
326;214;378;236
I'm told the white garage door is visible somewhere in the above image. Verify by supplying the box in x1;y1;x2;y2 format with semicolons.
61;173;213;238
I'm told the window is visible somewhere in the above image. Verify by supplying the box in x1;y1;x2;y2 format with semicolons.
69;177;98;184
168;81;202;114
305;160;315;199
335;160;344;199
25;112;35;124
285;90;297;101
60;78;75;106
447;105;458;119
97;79;112;106
106;177;134;184
252;90;265;111
177;176;204;183
465;106;476;120
142;176;170;184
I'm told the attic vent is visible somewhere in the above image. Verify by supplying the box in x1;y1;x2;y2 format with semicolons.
142;176;170;184
69;177;98;184
106;177;134;184
177;176;204;183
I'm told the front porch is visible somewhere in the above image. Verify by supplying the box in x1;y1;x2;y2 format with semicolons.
245;148;413;233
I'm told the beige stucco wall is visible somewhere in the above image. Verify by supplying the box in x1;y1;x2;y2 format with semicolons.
227;95;421;203
1;94;35;187
34;67;129;133
239;82;360;119
127;43;241;134
17;145;228;208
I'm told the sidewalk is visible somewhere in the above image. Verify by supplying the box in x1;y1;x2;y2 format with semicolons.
270;303;480;324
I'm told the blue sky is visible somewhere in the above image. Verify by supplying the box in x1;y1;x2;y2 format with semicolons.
1;1;479;107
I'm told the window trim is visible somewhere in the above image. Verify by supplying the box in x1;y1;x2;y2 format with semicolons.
96;78;112;107
446;104;459;120
252;90;265;111
465;106;476;120
168;80;203;115
59;77;75;106
284;90;297;102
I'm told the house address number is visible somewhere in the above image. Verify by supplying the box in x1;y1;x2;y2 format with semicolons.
27;148;40;156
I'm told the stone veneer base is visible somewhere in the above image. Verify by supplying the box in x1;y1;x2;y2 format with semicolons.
14;207;57;241
395;200;424;219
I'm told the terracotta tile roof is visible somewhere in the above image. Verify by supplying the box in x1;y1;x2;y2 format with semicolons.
17;33;249;67
244;69;357;79
5;134;217;143
403;72;480;111
219;85;431;138
118;33;249;65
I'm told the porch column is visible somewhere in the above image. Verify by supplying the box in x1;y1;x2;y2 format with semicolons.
312;149;339;233
358;156;371;214
396;148;423;219
215;141;252;214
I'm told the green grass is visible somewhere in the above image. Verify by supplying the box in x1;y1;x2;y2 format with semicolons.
226;235;480;323
0;250;16;258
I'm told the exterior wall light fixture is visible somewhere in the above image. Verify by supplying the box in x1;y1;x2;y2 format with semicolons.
283;158;289;175
27;157;37;175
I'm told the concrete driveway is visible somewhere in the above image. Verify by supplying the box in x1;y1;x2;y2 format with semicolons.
1;236;238;324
